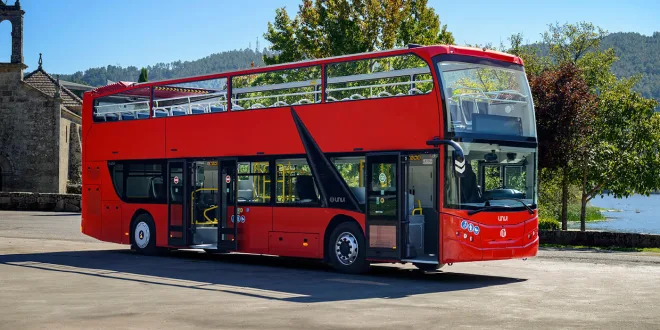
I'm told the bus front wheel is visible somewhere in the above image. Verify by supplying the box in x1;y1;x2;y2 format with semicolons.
327;222;369;274
131;214;157;255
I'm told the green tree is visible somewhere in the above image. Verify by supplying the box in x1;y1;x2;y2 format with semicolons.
263;0;454;65
138;67;148;83
528;63;598;231
579;77;660;230
512;22;660;230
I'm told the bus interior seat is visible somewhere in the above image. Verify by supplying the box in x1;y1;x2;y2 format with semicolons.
476;101;489;114
238;179;254;202
449;103;459;121
137;111;149;119
150;177;164;201
120;113;135;120
154;110;168;118
459;162;483;203
106;113;118;122
94;115;106;122
191;107;205;114
210;105;225;112
171;108;186;116
461;99;474;121
295;175;319;203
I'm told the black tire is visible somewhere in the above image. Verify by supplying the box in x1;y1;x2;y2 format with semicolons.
327;222;369;274
413;263;441;272
131;213;158;255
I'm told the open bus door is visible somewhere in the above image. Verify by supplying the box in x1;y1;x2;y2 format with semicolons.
365;153;404;261
217;158;238;251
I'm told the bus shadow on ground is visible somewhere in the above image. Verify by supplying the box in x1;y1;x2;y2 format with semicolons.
0;249;526;303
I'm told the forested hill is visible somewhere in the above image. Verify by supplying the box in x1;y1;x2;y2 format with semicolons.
602;32;659;106
58;32;658;107
58;49;267;87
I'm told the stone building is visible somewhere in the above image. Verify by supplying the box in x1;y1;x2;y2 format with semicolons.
0;1;82;193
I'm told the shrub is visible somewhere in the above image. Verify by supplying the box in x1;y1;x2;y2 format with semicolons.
539;217;561;231
66;183;82;194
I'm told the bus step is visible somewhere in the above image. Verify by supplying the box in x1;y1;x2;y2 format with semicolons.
216;240;236;251
218;228;236;235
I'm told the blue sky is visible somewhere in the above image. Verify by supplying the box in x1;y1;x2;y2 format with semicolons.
0;0;657;74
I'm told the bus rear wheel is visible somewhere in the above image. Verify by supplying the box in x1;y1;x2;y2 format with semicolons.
327;222;369;274
131;214;157;255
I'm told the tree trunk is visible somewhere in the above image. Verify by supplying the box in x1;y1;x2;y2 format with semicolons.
580;167;589;232
580;195;587;231
561;166;569;231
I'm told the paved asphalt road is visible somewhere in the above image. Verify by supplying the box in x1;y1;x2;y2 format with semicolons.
1;211;660;330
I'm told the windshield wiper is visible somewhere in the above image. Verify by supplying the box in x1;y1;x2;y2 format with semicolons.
467;198;534;216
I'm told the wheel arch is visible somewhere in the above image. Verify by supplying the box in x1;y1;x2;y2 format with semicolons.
323;214;363;262
129;209;154;246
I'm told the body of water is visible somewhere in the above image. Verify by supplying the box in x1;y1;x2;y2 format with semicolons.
567;194;660;234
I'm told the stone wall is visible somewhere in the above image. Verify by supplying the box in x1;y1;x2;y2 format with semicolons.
0;65;60;193
540;230;660;248
58;114;71;193
0;192;80;212
67;121;82;185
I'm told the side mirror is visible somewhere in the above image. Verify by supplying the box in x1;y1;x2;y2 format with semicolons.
425;138;465;173
425;138;464;159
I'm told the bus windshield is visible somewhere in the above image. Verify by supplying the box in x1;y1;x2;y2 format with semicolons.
444;142;537;210
437;61;536;138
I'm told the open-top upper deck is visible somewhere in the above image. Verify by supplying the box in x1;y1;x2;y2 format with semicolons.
87;45;523;100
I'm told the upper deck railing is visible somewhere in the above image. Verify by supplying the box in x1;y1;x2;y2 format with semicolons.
92;51;436;122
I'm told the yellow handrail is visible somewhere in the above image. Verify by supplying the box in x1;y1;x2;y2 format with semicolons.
191;188;218;225
203;205;218;223
412;200;423;215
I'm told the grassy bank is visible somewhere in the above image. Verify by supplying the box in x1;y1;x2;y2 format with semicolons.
538;171;607;229
566;204;606;222
538;204;606;230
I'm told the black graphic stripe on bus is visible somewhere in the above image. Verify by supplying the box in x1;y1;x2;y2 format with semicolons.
290;107;362;213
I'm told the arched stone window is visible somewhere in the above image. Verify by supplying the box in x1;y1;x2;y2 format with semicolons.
0;20;10;62
0;1;25;64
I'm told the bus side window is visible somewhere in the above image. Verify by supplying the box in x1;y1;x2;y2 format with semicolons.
275;158;319;204
108;161;166;203
237;161;271;204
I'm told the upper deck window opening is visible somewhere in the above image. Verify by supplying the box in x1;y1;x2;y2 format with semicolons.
437;61;536;138
231;66;321;110
326;53;433;102
93;87;151;122
152;77;228;117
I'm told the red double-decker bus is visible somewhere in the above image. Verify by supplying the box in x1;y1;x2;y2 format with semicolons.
81;44;539;273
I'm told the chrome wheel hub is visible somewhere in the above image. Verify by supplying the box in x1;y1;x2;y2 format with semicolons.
335;232;358;266
135;221;150;249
